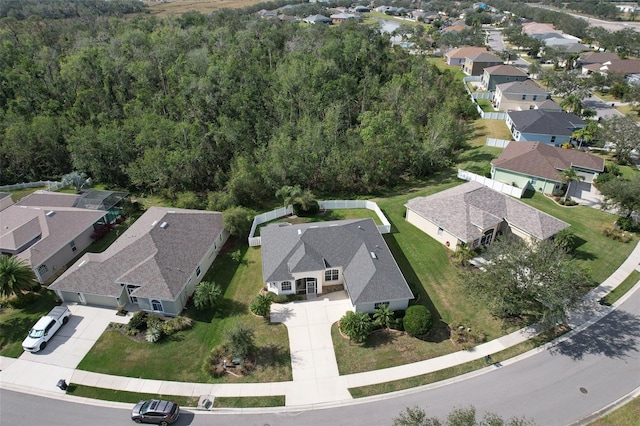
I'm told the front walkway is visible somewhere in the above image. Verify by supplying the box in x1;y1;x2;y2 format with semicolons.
270;291;354;405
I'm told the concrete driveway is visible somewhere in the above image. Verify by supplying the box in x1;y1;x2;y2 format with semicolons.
270;291;354;405
582;94;623;119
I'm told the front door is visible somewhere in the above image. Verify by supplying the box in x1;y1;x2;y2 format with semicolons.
306;278;317;294
295;278;317;295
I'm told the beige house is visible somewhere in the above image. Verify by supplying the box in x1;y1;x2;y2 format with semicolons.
493;80;556;111
463;52;503;76
444;46;487;66
405;182;569;251
49;207;229;316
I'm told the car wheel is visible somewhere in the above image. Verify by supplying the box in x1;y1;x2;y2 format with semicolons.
39;342;46;351
62;316;69;325
160;422;168;426
133;419;142;424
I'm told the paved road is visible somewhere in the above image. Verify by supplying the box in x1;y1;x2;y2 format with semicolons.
582;93;624;119
530;4;640;33
3;285;639;426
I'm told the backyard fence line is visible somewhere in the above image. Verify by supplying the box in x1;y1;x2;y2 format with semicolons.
0;180;63;192
480;111;507;120
472;93;492;100
485;138;511;148
458;169;525;198
247;200;391;247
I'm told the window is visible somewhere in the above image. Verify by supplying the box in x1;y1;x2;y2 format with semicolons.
38;264;48;276
325;269;339;281
532;95;538;101
437;228;444;236
550;136;556;144
196;266;201;277
281;281;292;291
374;301;390;310
70;240;77;252
151;300;163;312
521;94;526;100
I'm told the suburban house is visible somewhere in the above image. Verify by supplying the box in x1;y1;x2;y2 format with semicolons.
49;207;229;316
441;24;469;34
405;182;569;251
463;52;503;76
260;218;414;313
576;51;620;68
0;190;127;284
493;80;556;111
330;12;357;24
303;14;332;24
582;59;640;78
481;64;529;91
506;110;586;145
491;141;605;195
444;46;487;66
0;192;13;211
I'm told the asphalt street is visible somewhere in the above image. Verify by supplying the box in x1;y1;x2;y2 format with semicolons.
2;285;639;426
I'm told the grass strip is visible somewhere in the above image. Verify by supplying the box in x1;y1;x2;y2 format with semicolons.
602;270;640;306
213;396;285;408
66;383;199;407
349;328;567;398
588;397;640;426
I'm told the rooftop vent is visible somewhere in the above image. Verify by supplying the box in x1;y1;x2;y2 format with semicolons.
297;229;302;235
370;252;378;259
160;222;168;229
151;220;158;227
45;211;55;217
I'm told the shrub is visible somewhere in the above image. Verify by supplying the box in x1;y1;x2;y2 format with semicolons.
145;325;162;343
403;305;433;336
339;311;373;343
175;191;205;209
128;311;148;331
602;224;632;243
617;217;640;232
193;281;223;311
551;188;565;197
6;291;40;309
293;199;320;216
226;324;256;359
160;317;193;336
553;228;577;253
250;294;272;317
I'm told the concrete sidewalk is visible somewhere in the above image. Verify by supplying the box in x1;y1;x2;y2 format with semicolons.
2;241;640;408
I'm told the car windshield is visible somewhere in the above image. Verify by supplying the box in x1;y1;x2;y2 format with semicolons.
28;329;44;338
139;401;152;414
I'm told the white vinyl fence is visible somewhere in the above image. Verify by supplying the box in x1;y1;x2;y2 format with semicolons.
0;180;63;192
458;169;525;198
485;138;511;148
248;200;391;247
480;111;507;120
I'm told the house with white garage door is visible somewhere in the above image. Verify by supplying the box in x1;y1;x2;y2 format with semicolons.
405;182;569;251
260;218;414;313
49;207;228;316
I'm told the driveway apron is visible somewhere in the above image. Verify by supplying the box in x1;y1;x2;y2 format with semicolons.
270;291;354;406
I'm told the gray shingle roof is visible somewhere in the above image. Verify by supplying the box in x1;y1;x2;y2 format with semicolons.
508;110;585;136
16;191;81;208
49;207;224;301
491;141;605;182
260;219;413;305
496;79;547;95
484;64;528;77
467;52;503;62
405;182;569;242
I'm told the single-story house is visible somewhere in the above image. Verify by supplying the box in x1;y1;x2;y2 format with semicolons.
463;52;503;76
303;14;332;24
49;207;229;316
260;218;414;313
0;190;127;284
444;46;487;66
0;192;13;211
330;12;357;24
583;59;640;78
493;80;554;111
405;181;569;251
491;141;605;195
576;51;620;68
506;110;586;146
481;64;529;91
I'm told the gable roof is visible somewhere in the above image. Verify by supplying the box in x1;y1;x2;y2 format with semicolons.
466;52;502;63
260;219;413;305
496;79;547;95
507;110;585;136
16;191;81;208
49;207;224;301
0;205;106;265
405;182;569;242
578;51;620;64
445;46;487;59
484;64;528;77
535;99;562;111
491;141;605;182
599;59;640;75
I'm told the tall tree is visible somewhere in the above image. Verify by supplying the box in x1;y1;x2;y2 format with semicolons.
559;168;584;203
0;256;37;298
597;176;640;219
463;237;590;332
597;116;640;164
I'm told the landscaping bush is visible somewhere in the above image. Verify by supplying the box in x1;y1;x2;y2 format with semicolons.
161;316;194;336
145;325;162;343
339;311;373;343
270;293;303;303
553;228;577;253
250;294;272;317
551;188;565;198
5;291;40;309
293;200;320;216
403;305;433;336
602;224;633;243
226;324;256;359
127;311;148;331
617;217;640;232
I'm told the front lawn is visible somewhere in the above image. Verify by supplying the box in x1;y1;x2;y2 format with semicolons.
67;384;199;407
77;243;292;383
0;290;59;357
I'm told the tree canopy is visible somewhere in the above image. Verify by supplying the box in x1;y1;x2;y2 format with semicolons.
463;237;590;332
0;256;37;299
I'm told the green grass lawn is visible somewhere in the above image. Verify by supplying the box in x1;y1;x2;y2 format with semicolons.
603;270;640;306
589;397;640;426
8;187;45;202
475;99;495;112
78;243;292;383
521;193;637;284
67;384;199;407
254;208;382;236
0;290;59;357
213;396;285;408
426;57;466;80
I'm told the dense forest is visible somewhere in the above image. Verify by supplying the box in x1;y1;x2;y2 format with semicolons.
0;2;478;207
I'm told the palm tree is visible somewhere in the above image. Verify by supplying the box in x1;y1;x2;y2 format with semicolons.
571;121;598;149
0;256;37;299
193;281;223;311
275;185;302;208
373;304;394;329
560;168;585;204
560;94;583;115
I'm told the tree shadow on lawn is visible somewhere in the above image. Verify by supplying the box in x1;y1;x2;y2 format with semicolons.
362;329;398;348
256;343;291;368
382;231;449;344
550;309;640;361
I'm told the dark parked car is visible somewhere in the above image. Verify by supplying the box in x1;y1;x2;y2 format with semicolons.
131;400;180;425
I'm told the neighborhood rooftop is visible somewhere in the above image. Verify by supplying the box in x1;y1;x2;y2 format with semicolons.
405;182;570;242
496;79;548;94
484;64;529;76
261;218;413;305
507;110;585;136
